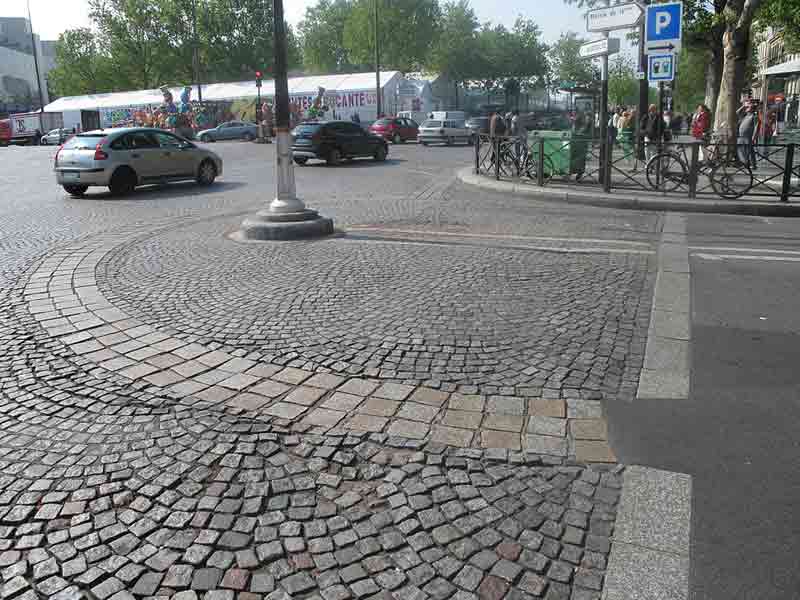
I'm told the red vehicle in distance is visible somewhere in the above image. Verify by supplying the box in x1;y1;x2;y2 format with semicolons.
369;117;419;144
0;120;11;147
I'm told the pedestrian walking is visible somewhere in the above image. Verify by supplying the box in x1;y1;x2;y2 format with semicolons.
640;104;665;162
618;110;636;165
691;104;711;162
737;100;759;169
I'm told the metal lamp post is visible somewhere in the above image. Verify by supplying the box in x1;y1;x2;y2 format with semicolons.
233;0;333;240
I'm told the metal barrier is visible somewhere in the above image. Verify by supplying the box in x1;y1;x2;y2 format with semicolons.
474;133;800;202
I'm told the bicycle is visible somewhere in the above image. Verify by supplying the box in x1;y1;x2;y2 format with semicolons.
645;141;754;199
491;137;554;183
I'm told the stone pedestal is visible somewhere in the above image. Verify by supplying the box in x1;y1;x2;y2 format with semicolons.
234;208;333;241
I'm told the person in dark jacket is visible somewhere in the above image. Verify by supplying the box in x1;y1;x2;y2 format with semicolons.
640;104;665;161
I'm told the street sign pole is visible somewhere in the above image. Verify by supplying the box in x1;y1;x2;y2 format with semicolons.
600;0;610;190
638;0;650;161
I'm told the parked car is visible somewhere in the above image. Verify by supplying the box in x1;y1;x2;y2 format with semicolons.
291;121;388;166
465;117;490;137
418;119;473;146
369;117;419;143
41;128;71;145
54;127;223;197
196;121;257;142
0;120;10;147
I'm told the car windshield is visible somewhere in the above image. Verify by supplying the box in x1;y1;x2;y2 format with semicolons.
374;119;393;126
62;135;104;149
422;120;442;128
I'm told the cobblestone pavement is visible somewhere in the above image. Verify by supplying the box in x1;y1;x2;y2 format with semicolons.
0;143;658;599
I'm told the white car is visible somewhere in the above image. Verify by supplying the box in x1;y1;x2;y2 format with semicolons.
418;119;474;146
41;128;70;145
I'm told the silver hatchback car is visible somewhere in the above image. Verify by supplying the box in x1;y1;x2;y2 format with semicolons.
54;127;223;196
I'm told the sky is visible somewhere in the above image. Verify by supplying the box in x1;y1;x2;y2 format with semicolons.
4;0;589;44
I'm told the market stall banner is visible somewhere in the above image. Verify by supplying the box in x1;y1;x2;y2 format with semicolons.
290;91;378;110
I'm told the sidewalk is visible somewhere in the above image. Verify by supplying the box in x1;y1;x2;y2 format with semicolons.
458;167;800;216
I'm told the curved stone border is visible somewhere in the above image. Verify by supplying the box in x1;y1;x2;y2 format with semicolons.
20;222;619;463
457;167;800;217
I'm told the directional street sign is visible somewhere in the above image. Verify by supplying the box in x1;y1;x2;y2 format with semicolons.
578;38;621;59
645;1;683;54
586;3;644;32
648;53;675;82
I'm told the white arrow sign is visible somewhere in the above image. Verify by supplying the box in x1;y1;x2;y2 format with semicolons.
587;3;644;32
579;38;621;59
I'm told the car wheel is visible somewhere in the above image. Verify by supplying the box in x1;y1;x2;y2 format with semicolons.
374;145;387;162
41;139;47;146
108;167;137;196
392;133;401;144
62;184;88;196
197;160;217;185
447;137;455;146
243;132;255;142
421;141;428;146
326;148;340;166
294;157;308;166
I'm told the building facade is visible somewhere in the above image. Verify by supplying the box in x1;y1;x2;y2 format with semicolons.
0;17;55;115
756;27;800;100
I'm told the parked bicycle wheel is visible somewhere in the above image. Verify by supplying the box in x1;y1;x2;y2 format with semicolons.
524;154;554;184
709;160;753;199
646;152;689;192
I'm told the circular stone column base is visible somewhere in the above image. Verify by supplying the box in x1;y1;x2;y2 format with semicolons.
231;209;334;241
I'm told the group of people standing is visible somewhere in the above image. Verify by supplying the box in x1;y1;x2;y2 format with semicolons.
606;99;779;169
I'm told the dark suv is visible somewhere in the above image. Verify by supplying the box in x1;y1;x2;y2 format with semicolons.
291;121;388;166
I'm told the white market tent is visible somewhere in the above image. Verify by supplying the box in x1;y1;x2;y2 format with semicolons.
43;71;403;127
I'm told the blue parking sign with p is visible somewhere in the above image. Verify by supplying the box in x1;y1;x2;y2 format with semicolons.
646;2;682;46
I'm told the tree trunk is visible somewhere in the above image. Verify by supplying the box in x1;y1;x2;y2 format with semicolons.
713;0;763;142
704;47;722;111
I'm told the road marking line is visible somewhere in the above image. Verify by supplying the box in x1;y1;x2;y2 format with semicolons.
694;253;800;263
348;227;652;247
690;246;800;256
345;235;655;255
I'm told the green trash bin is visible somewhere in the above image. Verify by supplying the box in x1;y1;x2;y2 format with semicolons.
528;130;581;177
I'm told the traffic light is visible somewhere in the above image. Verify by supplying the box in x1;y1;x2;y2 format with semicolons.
255;71;263;88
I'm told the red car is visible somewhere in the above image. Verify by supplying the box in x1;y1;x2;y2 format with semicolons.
0;120;10;147
369;117;419;144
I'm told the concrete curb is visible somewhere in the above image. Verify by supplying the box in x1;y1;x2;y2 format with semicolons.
603;466;693;600
638;214;691;400
457;167;800;216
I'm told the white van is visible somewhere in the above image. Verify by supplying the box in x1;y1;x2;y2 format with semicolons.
418;118;473;146
430;111;467;122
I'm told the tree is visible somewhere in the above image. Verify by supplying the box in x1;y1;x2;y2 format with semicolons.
89;0;173;90
299;0;358;73
343;0;441;71
674;46;707;113
429;0;480;105
548;31;598;90
47;28;114;96
608;54;638;107
712;0;766;141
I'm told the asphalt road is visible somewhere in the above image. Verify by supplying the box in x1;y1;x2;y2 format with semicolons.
607;213;800;600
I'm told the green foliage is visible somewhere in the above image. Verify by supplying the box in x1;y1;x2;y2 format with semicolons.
607;54;638;107
53;0;302;97
758;0;800;52
47;28;115;97
673;47;706;113
343;0;442;71
429;0;480;83
299;0;358;72
549;31;599;90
